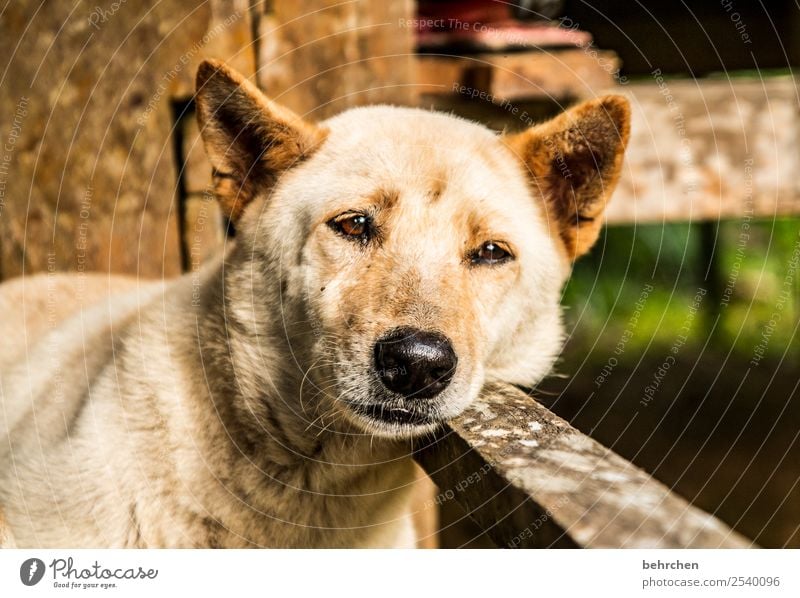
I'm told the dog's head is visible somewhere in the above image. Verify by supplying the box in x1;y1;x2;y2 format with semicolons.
195;60;630;438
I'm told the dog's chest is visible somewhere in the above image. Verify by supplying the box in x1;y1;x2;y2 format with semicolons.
131;446;419;548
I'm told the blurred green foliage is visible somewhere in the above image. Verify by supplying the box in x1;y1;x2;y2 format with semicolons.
562;218;800;361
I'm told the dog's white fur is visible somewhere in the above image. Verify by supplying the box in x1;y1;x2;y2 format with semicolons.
0;61;629;548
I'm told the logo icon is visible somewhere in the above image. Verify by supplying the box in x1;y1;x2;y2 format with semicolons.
20;558;45;586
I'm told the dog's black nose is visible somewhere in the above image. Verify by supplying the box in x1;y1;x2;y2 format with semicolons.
374;327;457;399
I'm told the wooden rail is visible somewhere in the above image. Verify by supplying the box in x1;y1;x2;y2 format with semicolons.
415;382;754;548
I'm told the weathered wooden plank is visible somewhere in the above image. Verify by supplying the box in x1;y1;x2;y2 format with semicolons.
256;0;416;119
417;49;619;102
607;77;800;223
415;382;754;548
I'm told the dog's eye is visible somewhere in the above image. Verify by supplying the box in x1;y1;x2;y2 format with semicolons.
328;213;372;241
471;241;512;265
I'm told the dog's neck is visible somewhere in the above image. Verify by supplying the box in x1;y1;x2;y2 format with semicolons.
188;254;409;482
149;260;418;547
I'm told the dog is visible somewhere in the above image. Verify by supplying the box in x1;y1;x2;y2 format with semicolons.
0;60;629;548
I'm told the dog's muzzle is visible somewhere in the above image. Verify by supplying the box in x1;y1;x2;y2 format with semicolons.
373;327;457;399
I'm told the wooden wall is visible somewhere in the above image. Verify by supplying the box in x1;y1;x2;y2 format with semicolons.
1;0;213;279
0;0;415;281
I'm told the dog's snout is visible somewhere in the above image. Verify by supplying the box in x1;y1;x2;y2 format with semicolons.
373;327;457;399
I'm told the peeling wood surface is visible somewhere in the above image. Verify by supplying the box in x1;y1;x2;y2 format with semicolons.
607;77;800;223
415;382;754;548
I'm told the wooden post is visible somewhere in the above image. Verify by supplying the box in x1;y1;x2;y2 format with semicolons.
255;0;416;119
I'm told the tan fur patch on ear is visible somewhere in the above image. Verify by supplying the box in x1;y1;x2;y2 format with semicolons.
505;95;631;259
195;59;327;222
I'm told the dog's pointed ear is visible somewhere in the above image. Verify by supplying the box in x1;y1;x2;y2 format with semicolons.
504;95;630;259
195;60;327;222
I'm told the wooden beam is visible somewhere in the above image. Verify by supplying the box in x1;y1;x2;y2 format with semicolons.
417;49;620;103
417;73;800;223
415;382;753;548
